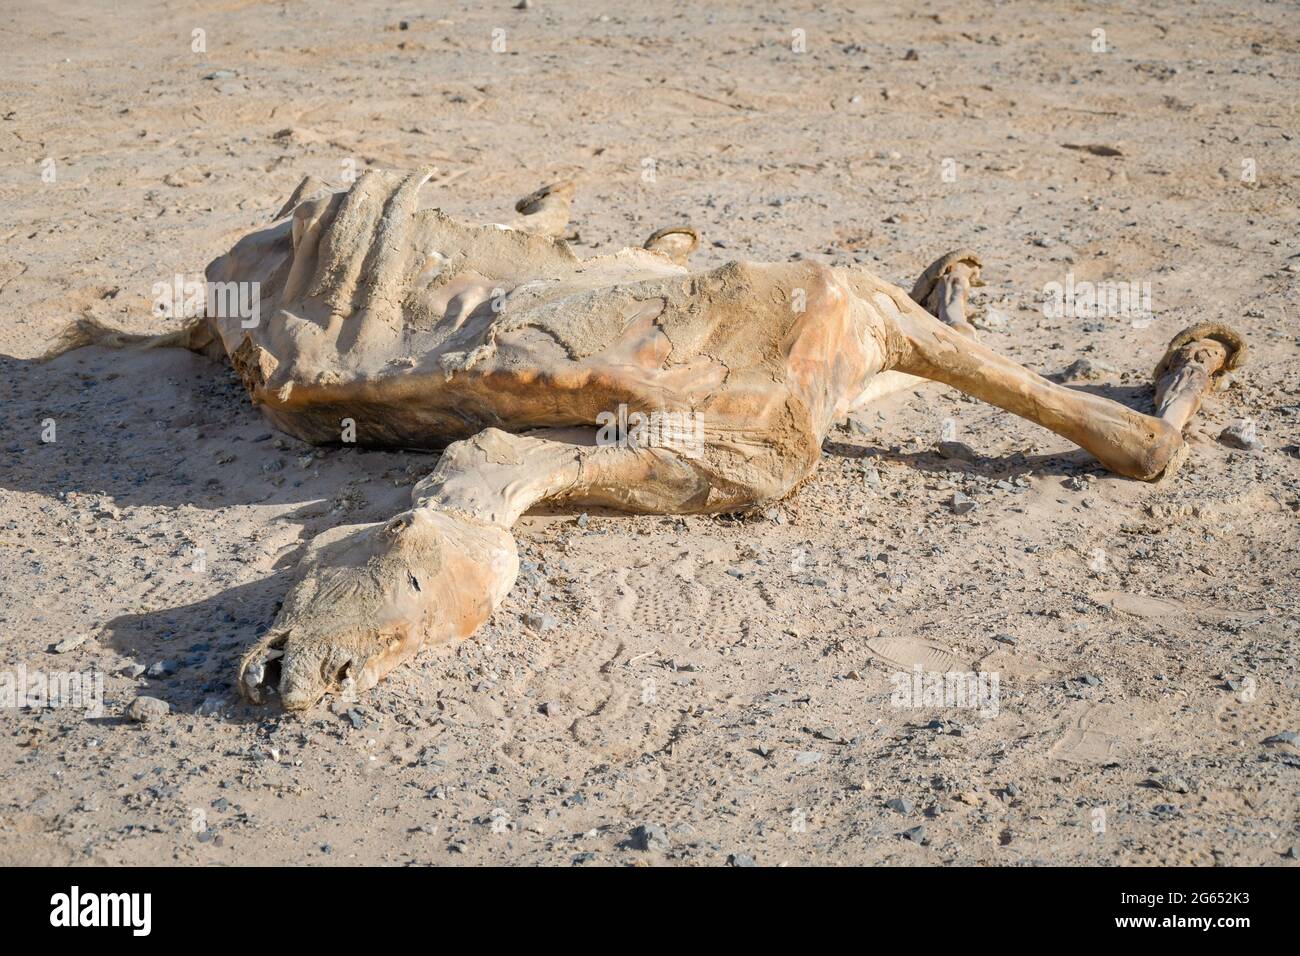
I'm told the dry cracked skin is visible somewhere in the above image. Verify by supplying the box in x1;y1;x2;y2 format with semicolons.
0;0;1297;866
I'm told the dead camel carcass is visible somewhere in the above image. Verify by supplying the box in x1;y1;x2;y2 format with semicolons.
63;168;1246;710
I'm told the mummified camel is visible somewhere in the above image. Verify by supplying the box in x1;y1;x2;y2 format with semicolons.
65;167;1245;710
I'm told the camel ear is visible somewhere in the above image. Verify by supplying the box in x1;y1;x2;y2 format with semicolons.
272;175;333;221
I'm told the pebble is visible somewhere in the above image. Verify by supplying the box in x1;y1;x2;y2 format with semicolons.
629;823;669;852
52;634;89;653
1057;357;1117;382
1150;773;1190;793
1219;420;1259;450
992;633;1018;646
126;696;169;723
1263;731;1298;747
900;825;926;844
885;797;914;815
949;491;976;515
937;440;977;461
728;853;756;867
523;612;556;633
197;696;228;716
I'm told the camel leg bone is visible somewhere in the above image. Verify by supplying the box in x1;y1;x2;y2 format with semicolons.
885;301;1245;480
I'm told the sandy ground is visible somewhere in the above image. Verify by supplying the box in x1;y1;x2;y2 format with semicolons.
1;0;1298;866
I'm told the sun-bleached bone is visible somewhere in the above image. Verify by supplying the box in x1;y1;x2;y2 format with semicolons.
58;169;1246;710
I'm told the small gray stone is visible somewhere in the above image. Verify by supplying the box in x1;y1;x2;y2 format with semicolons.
885;797;914;815
52;634;89;654
1263;731;1298;747
1057;357;1117;382
523;612;556;633
937;440;977;461
993;633;1018;646
1219;420;1259;450
629;823;669;852
900;825;926;844
1150;773;1190;794
126;696;169;723
196;696;228;716
949;491;976;515
728;853;756;867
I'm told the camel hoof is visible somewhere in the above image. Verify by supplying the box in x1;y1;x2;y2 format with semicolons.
514;180;576;216
643;226;700;266
910;249;984;306
1154;321;1247;384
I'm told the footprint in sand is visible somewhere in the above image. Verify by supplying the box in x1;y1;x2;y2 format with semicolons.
1049;701;1157;764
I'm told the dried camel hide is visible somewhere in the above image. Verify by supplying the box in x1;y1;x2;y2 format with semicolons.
54;168;1246;711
